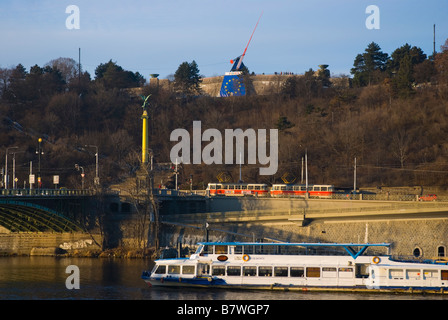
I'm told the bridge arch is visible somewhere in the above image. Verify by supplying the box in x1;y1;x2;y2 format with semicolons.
0;200;85;232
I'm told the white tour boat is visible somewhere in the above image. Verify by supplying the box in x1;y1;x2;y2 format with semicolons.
141;242;448;294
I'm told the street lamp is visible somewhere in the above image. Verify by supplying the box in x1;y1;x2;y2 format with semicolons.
36;138;44;189
85;145;99;187
75;164;85;190
4;146;18;189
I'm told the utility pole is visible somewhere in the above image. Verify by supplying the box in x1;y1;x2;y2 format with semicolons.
433;24;436;56
354;157;357;195
5;146;18;189
305;150;308;199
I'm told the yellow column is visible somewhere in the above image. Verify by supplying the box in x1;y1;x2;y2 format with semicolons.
141;109;149;164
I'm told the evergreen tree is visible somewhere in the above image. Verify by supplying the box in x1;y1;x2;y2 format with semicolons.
351;42;388;86
173;60;202;97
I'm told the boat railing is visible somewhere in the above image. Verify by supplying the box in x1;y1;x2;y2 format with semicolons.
389;255;448;264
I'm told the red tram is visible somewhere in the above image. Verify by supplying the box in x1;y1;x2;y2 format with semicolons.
206;183;335;198
270;184;335;198
206;183;269;197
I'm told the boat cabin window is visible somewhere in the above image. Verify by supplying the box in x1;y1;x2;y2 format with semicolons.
290;267;304;277
168;265;180;274
338;267;353;278
212;266;225;276
198;263;210;276
155;265;166;274
200;245;212;255
227;266;241;276
258;266;272;277
322;267;337;278
306;267;321;278
406;269;421;280
182;266;195;275
215;245;228;254
234;246;243;254
274;267;288;277
355;264;370;278
243;266;257;276
442;270;448;281
243;245;254;254
423;270;437;279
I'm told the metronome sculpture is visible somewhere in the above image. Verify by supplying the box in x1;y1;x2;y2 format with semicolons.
219;12;262;97
140;94;151;164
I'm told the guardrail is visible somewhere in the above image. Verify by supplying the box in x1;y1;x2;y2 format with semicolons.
0;188;94;197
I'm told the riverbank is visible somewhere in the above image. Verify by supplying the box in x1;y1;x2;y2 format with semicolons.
0;246;158;259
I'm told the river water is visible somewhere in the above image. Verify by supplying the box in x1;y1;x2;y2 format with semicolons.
0;256;446;301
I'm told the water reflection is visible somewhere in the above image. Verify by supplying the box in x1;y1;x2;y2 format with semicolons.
0;257;445;300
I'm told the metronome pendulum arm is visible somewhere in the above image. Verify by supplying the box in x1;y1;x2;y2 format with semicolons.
235;11;263;71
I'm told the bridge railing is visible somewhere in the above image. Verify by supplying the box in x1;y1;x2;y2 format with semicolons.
0;188;94;197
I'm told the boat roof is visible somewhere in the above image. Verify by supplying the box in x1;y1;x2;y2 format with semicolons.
199;242;390;247
198;242;391;259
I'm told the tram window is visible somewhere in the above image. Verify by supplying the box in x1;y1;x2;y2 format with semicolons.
215;245;228;254
241;185;247;190
255;186;260;190
306;267;321;278
168;265;180;274
182;266;195;275
243;266;257;276
438;246;446;258
274;267;288;277
290;267;304;277
321;187;328;191
258;267;272;277
234;246;243;254
155;265;166;274
212;266;225;276
281;186;286;191
227;266;241;276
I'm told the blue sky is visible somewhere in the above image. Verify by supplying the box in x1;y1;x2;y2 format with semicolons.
0;0;447;80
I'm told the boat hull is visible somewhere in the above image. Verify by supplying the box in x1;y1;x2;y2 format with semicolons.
142;275;448;295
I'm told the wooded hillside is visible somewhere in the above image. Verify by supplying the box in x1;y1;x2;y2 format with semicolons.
1;41;448;190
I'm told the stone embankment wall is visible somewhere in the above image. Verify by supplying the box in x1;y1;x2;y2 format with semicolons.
0;232;101;255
